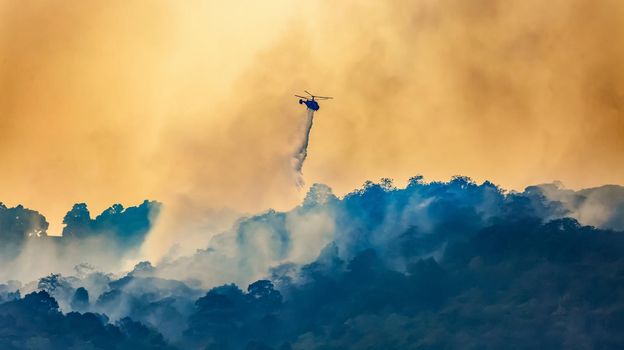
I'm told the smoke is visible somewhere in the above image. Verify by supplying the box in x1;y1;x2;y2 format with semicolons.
3;1;624;346
531;182;624;231
2;176;624;349
0;200;159;283
148;177;624;289
3;0;624;261
1;236;122;284
5;176;624;290
292;109;316;187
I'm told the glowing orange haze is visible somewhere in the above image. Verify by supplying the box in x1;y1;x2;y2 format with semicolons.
1;1;623;258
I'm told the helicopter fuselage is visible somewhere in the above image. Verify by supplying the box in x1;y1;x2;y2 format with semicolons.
299;99;320;111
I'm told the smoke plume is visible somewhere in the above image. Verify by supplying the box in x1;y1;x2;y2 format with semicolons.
3;1;624;258
292;109;316;187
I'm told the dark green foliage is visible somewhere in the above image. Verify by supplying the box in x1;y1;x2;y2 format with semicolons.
2;177;624;349
180;178;624;349
0;203;48;259
71;287;90;311
63;200;161;249
0;291;174;349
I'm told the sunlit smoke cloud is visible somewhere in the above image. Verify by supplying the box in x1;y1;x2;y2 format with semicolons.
3;0;624;272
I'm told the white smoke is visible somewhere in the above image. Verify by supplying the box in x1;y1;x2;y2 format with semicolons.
292;109;315;187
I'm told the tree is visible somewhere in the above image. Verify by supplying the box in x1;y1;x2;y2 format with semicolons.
247;280;282;311
71;287;89;312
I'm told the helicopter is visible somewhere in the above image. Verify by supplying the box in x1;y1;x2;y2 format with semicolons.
295;90;333;111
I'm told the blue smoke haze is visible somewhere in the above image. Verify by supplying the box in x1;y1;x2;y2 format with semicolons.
1;176;624;349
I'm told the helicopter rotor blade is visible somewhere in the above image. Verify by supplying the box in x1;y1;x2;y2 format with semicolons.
301;90;332;99
294;95;307;99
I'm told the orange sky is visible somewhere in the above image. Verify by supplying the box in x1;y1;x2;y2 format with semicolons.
1;0;624;246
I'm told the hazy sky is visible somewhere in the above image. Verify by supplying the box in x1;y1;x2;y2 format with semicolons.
2;0;624;244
